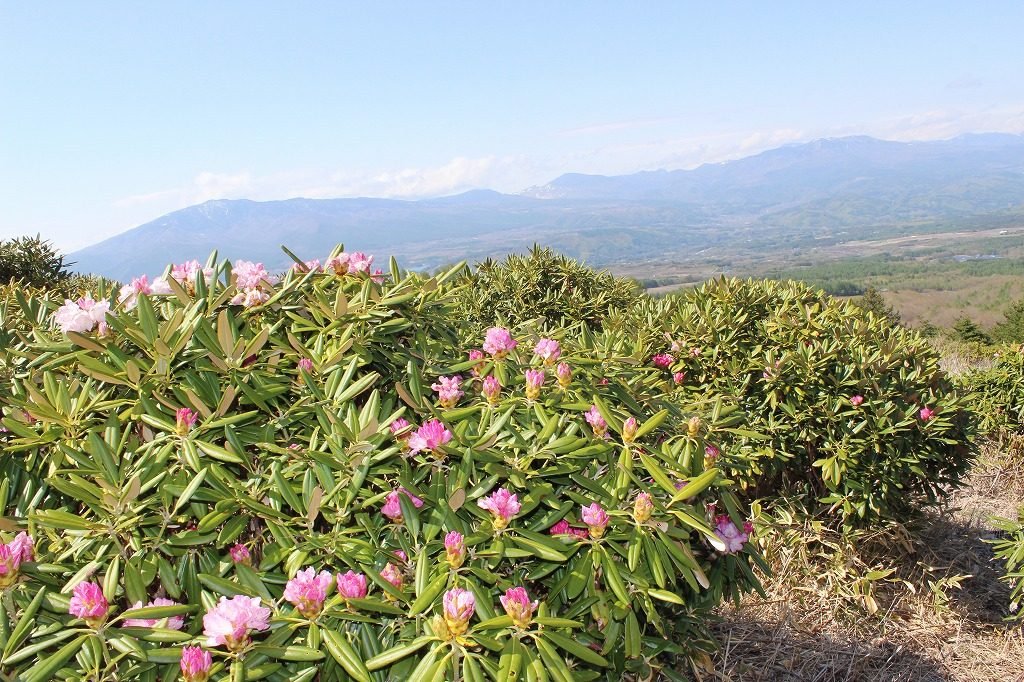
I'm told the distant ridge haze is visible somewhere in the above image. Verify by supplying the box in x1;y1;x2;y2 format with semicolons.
71;133;1024;281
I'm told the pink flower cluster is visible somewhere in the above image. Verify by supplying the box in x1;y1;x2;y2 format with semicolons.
53;296;111;335
478;487;521;530
652;353;674;369
124;597;186;629
337;570;369;600
483;327;517;359
229;543;251;565
431;375;464;409
850;394;865;406
407;419;453;456
325;251;375;276
117;275;156;310
0;532;33;589
283;567;334;618
69;581;109;626
381;488;425;523
714;515;754;554
533;338;561;364
176;407;198;436
229;260;276;308
549;519;589;540
203;595;271;650
171;260;214;289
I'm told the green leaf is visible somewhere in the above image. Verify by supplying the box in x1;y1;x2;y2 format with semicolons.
322;628;372;682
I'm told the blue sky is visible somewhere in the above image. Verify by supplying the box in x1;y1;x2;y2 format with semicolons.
2;2;1023;250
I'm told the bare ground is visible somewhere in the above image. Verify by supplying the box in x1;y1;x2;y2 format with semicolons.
710;444;1024;682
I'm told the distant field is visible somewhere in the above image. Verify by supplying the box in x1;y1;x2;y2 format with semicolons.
628;223;1024;329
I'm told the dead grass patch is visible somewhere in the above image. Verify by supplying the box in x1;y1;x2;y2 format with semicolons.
710;443;1024;681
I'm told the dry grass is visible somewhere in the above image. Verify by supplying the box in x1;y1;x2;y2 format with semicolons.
709;443;1024;682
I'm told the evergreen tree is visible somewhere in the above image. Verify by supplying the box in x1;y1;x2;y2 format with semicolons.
993;299;1024;344
0;235;70;289
951;316;992;345
856;286;901;325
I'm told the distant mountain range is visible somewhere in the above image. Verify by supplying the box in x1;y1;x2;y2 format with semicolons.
71;133;1024;280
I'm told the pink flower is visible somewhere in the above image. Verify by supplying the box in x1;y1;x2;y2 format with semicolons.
705;444;720;461
444;531;466;569
118;275;152;310
180;646;213;682
477;488;521;531
714;515;750;554
482;375;501;405
171;260;214;287
336;570;368;601
298;358;314;373
633;492;654;523
370;268;386;284
500;587;538;628
483;327;517;359
585;405;607;439
468;349;486;377
203;595;271;650
652;353;674;369
176;408;198;436
230;288;270;308
390;418;412;448
850;395;864;406
53;296;110;335
556;362;572;388
581;503;610;539
69;581;109;626
229;544;251;566
233;260;273;290
524;369;545;400
348;252;374;274
549;520;590;540
284;567;334;618
393;549;408;564
442;588;476;636
673;371;686;385
124;597;186;629
150;277;173;295
380;563;403;592
690;347;701;357
324;253;351;274
381;488;424;523
622;416;638;444
291;259;321;274
533;339;561;364
407;419;452;456
431;375;464;409
0;532;32;589
919;406;935;421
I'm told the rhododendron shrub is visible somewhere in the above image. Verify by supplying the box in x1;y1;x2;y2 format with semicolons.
631;277;977;527
0;247;760;680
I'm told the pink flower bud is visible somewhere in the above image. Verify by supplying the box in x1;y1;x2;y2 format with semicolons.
336;570;368;601
500;587;538;628
919;406;935;421
442;588;476;636
652;353;674;369
705;444;720;461
380;562;404;594
381;488;424;524
176;408;198;436
477;488;521;531
298;358;314;373
585;405;607;439
180;646;213;682
444;531;466;569
69;581;109;627
524;369;545;400
0;532;32;589
673;371;686;385
850;395;864;406
229;544;251;565
482;375;501;405
556;362;572;388
468;349;485;377
581;502;609;539
622;416;638;444
633;492;654;523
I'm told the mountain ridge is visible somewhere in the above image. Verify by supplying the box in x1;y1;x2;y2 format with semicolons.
71;133;1024;280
